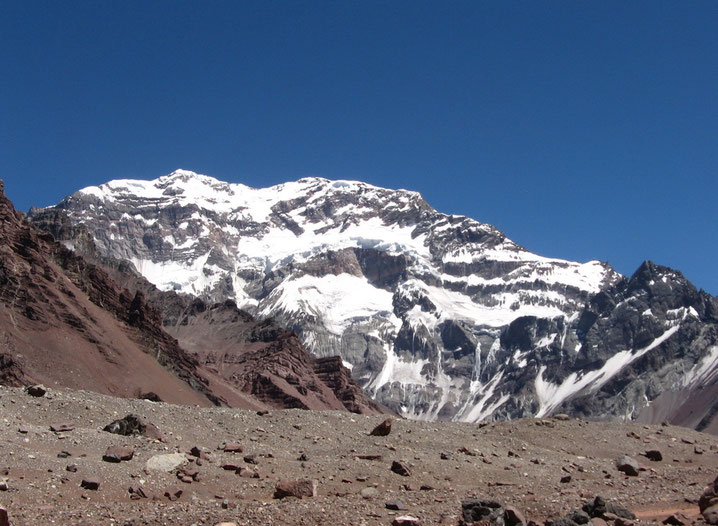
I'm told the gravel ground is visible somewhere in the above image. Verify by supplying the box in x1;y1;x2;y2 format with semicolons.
0;385;716;525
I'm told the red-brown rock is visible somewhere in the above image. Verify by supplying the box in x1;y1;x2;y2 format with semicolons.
103;446;134;462
223;443;243;453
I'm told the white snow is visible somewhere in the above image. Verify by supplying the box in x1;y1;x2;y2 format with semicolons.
259;273;397;336
683;346;718;387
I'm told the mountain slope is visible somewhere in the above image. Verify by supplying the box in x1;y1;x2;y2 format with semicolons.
36;170;718;428
1;180;382;414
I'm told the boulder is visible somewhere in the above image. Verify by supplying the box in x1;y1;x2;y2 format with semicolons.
392;517;421;526
274;479;318;499
370;417;393;436
615;456;640;476
700;476;718;512
25;384;46;397
146;453;187;472
104;414;144;435
505;506;527;526
703;505;718;525
582;496;636;520
0;505;8;526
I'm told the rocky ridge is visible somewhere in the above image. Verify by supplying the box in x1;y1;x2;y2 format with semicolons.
33;170;718;428
0;180;381;414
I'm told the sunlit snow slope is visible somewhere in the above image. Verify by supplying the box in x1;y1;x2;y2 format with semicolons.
43;170;718;426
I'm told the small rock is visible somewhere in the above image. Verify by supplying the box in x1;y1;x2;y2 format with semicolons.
504;506;527;526
80;479;100;491
357;454;383;461
0;479;8;491
644;450;663;461
553;414;570;421
178;468;200;482
164;487;183;501
297;453;309;462
215;523;238;526
66;464;78;472
567;510;591;524
360;487;379;499
695;446;705;455
386;500;408;510
103;446;134;463
615;456;640;476
561;475;572;483
50;423;74;433
391;460;411;477
128;486;148;500
26;384;46;397
591;519;608;526
57;450;72;458
461;498;503;523
370;417;393;436
139;391;162;402
0;505;8;526
244;454;259;464
237;466;260;479
274;479;318;499
223;443;243;453
392;516;421;526
189;446;210;459
662;512;691;525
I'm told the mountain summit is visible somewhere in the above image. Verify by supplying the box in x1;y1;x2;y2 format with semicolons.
36;170;718;429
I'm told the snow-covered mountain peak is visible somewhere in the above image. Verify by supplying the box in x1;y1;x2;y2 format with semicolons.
61;171;718;423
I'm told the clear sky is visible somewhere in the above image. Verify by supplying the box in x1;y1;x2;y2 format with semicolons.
2;2;717;294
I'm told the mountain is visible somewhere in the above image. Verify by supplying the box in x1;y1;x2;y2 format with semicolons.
0;179;382;414
32;170;718;430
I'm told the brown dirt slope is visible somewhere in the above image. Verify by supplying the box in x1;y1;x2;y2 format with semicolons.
0;385;716;525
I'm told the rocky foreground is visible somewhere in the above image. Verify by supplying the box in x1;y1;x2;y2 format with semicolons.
0;386;717;525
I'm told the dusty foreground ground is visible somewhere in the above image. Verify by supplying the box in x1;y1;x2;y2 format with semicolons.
0;385;716;526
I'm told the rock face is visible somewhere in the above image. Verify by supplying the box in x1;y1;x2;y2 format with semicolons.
31;170;718;427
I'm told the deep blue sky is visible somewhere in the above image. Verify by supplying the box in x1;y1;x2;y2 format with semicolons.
2;2;717;294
